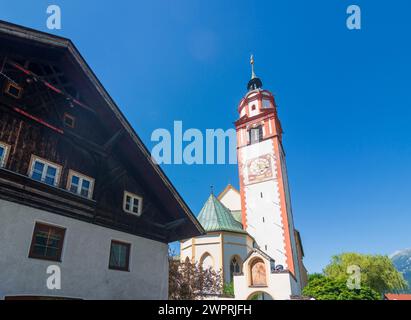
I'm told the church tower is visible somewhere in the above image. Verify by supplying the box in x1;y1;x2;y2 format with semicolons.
235;56;301;281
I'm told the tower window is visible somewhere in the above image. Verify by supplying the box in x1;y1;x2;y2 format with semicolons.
260;192;263;198
262;217;265;223
251;105;256;111
262;99;271;109
249;126;263;144
63;113;75;128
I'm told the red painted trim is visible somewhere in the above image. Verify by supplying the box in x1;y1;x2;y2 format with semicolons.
13;107;64;134
44;82;62;94
272;138;295;276
237;144;248;229
8;61;92;111
237;90;276;113
11;62;31;75
235;110;274;127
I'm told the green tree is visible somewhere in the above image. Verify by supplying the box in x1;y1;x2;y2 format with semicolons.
223;282;234;297
324;253;408;294
303;274;380;300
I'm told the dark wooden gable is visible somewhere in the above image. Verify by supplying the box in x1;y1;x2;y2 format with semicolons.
0;21;203;243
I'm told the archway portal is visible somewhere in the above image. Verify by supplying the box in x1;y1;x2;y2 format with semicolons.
248;292;273;300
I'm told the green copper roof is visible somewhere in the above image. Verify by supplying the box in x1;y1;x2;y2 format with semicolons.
197;194;245;233
230;210;243;224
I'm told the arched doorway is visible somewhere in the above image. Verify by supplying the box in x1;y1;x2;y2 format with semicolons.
249;258;267;286
248;291;273;300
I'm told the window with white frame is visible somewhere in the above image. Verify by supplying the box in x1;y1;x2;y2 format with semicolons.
123;191;143;216
67;170;95;199
249;125;263;144
0;142;10;168
29;156;61;187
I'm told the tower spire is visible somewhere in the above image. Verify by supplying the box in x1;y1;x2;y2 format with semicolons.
247;54;263;91
250;54;257;79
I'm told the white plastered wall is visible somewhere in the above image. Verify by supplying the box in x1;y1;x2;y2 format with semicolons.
0;199;168;300
219;188;241;211
233;251;298;300
180;233;223;273
239;139;288;268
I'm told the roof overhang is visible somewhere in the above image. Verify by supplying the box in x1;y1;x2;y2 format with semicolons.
0;20;205;241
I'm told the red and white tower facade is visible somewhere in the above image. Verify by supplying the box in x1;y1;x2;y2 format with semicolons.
236;56;301;284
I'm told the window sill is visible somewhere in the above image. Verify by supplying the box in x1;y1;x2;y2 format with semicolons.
28;255;62;263
108;267;130;272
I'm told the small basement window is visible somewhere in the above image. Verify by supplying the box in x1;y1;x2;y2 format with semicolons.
109;240;131;271
0;142;10;168
4;81;23;99
29;155;61;187
29;222;66;262
63;113;75;128
67;170;95;199
123;191;143;216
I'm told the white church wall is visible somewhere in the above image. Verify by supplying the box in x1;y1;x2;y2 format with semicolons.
279;147;302;291
200;253;214;269
180;239;193;262
196;235;222;271
240;139;288;268
234;272;294;300
181;234;223;272
219;188;241;211
221;233;250;283
233;252;295;300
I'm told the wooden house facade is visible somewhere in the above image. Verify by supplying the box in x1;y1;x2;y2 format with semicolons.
0;21;203;300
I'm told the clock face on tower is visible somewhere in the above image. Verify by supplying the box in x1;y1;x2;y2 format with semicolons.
246;154;273;184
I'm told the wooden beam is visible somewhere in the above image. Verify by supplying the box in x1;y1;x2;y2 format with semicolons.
96;165;127;196
7;59;96;114
64;130;108;157
13;107;64;134
104;129;124;152
164;218;186;230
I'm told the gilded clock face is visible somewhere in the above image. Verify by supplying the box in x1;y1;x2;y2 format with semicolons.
246;155;273;184
249;158;270;175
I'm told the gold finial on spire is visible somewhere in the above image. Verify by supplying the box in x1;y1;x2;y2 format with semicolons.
250;54;256;79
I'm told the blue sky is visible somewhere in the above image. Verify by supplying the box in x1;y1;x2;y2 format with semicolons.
2;0;411;272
